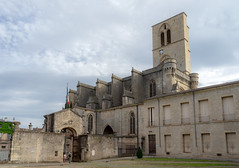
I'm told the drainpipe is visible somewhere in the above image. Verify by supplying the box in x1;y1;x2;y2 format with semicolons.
158;98;161;147
136;105;139;148
95;112;97;134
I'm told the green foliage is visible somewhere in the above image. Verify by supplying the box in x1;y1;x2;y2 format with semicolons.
0;121;14;135
136;147;143;158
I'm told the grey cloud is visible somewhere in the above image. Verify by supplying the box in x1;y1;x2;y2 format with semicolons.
1;0;239;128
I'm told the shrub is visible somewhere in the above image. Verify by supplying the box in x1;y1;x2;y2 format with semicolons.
136;147;143;158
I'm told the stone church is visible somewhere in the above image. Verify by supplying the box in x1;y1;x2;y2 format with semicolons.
10;12;239;162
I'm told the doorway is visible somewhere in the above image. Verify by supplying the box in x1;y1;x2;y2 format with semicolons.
148;134;156;155
61;128;80;162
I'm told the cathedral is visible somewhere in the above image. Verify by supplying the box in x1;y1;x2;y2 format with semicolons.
9;12;239;163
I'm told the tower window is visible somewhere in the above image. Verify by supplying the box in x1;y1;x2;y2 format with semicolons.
167;29;171;44
130;112;135;134
150;80;156;97
161;32;165;46
88;114;93;133
164;25;166;29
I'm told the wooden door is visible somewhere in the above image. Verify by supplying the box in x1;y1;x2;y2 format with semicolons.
148;135;156;154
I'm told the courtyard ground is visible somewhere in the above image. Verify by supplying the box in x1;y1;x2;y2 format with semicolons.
1;157;239;168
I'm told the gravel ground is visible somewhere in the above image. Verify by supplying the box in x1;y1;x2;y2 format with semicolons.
1;158;238;168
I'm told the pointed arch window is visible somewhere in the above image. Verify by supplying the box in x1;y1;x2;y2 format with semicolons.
130;112;135;134
88;114;93;133
161;32;165;46
150;80;156;97
167;29;171;44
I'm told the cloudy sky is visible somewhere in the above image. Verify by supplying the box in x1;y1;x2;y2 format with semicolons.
1;0;239;128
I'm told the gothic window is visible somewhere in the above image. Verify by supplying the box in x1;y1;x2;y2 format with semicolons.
167;29;171;44
150;80;156;97
161;32;165;46
88;114;93;133
130;112;135;134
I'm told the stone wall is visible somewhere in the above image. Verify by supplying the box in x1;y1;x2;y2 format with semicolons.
10;131;64;163
81;135;117;161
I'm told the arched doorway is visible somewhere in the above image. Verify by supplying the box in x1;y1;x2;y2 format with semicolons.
103;125;114;135
61;127;80;161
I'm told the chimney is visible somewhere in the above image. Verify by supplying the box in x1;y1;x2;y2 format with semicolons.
29;123;33;130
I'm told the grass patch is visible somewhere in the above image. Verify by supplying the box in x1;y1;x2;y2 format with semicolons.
150;162;236;167
140;157;224;162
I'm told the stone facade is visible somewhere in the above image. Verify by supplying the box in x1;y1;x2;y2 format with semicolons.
80;135;118;161
42;12;239;161
10;130;64;163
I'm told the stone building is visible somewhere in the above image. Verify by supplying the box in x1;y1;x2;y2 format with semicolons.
0;118;14;162
43;12;239;161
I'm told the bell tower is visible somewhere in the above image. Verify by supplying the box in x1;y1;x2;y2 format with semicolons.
152;12;191;74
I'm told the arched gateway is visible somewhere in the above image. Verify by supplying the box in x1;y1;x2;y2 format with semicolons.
61;127;80;162
103;125;114;135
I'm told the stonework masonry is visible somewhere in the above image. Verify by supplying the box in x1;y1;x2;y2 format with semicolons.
10;131;64;163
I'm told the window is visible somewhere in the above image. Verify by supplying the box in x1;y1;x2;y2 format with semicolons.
181;102;190;124
148;107;155;126
163;105;171;125
130;112;135;134
222;96;235;120
167;29;171;44
183;134;191;153
226;133;237;154
201;133;210;153
88;114;93;133
149;80;156;97
161;32;165;46
199;100;210;122
165;135;171;153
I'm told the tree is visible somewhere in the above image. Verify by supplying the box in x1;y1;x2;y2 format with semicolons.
136;147;143;158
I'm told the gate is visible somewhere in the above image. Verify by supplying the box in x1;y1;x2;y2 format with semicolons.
72;137;81;162
118;142;137;156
